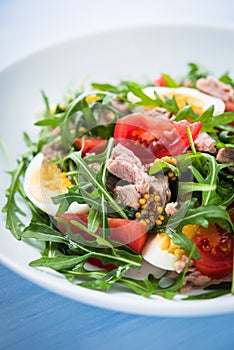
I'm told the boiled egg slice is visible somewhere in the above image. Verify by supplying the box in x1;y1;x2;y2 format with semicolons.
142;225;199;271
142;234;179;271
23;152;89;216
128;86;225;116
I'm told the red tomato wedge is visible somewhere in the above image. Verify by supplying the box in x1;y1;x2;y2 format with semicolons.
114;113;202;163
56;213;147;253
75;137;107;156
56;213;147;269
192;224;233;278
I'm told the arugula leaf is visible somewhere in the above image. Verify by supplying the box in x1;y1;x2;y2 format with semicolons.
166;226;200;259
161;73;179;88
91;82;120;93
175;105;197;121
70;219;113;249
219;130;234;144
182;62;209;86
127;82;179;113
79;265;131;292
188;153;231;206
197;111;234;132
2;159;27;239
175;104;234;132
178;182;216;196
219;72;234;88
52;186;89;215
22;222;69;244
149;160;179;176
183;289;230;300
41;90;51;119
30;254;93;270
166;199;233;233
67;147;128;219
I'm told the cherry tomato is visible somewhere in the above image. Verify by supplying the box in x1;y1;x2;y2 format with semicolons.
224;100;234;112
192;224;233;278
114;113;202;163
224;101;234;126
75;137;107;156
57;213;147;253
153;75;167;87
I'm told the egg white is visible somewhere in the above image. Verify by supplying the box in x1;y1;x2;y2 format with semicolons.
128;86;225;116
142;235;178;271
24;152;89;216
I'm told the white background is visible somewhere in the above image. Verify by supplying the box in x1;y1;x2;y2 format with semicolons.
1;0;234;69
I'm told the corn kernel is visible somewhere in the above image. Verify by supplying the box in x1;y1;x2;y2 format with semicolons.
86;95;98;103
78;126;87;133
157;207;163;214
58;104;67;111
155;219;162;226
139;198;146;205
135;212;141;219
159;215;164;221
143;193;149;199
162;156;177;166
140;219;147;226
154;195;161;202
174;248;184;259
168;170;174;178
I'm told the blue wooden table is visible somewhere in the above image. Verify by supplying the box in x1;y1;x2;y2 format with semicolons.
1;263;234;350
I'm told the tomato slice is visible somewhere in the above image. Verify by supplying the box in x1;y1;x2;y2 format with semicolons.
114;113;202;163
57;213;147;253
192;224;233;278
75;137;107;156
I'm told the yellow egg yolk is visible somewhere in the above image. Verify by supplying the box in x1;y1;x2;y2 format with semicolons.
159;91;205;115
29;159;73;203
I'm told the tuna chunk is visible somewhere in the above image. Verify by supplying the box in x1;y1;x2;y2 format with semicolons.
194;132;216;154
196;76;234;102
110;143;142;168
113;185;141;210
145;107;173;119
165;202;178;217
107;144;149;193
107;144;171;201
216;148;234;167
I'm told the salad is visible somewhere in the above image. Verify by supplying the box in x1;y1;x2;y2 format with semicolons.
3;63;234;300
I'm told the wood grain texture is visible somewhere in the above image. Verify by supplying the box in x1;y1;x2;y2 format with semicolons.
1;263;234;350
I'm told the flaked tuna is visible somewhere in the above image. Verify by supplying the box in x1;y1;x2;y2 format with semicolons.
194;132;216;154
196;76;234;102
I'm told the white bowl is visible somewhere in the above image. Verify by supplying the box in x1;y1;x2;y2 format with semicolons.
1;24;234;317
